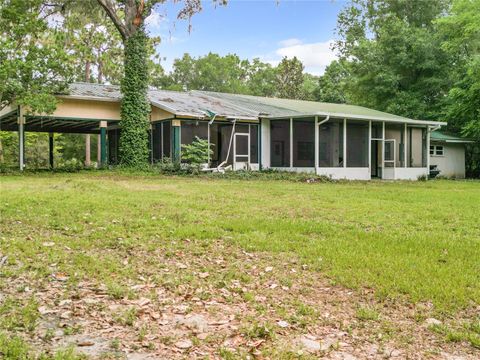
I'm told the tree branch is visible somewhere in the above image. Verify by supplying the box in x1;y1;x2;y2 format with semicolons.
96;0;127;41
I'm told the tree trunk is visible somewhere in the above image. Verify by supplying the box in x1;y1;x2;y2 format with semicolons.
98;60;103;83
85;61;91;82
119;26;150;166
97;0;150;167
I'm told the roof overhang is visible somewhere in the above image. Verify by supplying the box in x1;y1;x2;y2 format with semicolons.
263;112;447;126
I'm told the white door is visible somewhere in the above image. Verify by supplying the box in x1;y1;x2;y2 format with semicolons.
233;132;250;170
383;139;396;178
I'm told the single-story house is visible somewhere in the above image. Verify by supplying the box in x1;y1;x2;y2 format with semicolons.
0;82;450;180
430;131;473;178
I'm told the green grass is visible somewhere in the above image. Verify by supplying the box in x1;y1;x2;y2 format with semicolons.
0;172;479;316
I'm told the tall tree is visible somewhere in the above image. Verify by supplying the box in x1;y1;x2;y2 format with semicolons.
335;0;452;120
0;0;72;113
275;56;305;99
315;60;350;104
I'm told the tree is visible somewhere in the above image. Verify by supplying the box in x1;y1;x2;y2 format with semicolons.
335;0;452;120
96;0;222;167
437;0;480;176
315;60;350;103
0;0;72;114
275;57;305;99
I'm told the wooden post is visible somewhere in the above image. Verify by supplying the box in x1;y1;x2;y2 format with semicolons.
85;134;91;167
49;133;54;169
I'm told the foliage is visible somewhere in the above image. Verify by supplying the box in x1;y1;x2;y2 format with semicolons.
119;26;151;167
181;136;213;170
0;0;72;114
315;60;350;103
275;56;305;100
335;0;452;120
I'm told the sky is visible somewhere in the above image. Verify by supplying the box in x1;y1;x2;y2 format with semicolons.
146;0;347;76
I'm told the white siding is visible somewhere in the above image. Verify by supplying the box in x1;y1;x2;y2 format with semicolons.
430;143;466;178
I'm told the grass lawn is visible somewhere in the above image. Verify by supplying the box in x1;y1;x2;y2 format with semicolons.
1;172;479;358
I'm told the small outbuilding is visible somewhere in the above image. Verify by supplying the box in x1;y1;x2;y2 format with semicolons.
429;131;473;179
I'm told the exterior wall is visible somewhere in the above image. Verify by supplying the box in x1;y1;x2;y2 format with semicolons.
0;104;15;117
430;142;466;178
261;119;271;168
317;167;370;180
151;106;173;121
384;167;428;180
53;98;121;120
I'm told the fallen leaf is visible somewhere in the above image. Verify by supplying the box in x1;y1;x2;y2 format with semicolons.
42;242;55;247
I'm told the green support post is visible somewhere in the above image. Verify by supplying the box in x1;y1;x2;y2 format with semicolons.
49;133;54;169
172;121;181;164
100;121;107;167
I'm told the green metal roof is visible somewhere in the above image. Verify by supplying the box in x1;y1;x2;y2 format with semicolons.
63;83;446;126
431;130;474;143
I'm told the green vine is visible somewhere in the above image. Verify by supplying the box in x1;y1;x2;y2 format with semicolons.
119;25;150;168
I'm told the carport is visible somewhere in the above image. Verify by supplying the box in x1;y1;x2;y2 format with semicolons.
0;106;119;170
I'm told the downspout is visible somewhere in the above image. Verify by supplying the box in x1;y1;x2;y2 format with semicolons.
206;111;217;165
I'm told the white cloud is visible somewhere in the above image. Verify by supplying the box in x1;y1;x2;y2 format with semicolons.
278;38;303;47
145;10;164;27
273;39;338;75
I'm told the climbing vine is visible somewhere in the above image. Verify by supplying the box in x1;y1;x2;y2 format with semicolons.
119;25;150;167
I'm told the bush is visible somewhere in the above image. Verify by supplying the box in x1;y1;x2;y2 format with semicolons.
181;137;213;172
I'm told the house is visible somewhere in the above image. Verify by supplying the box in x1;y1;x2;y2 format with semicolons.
430;131;473;178
0;82;448;180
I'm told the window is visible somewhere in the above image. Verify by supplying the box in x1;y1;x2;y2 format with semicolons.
293;120;315;167
430;145;444;156
270;120;290;167
319;119;344;167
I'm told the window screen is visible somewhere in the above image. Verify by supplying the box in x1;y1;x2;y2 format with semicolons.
162;121;171;158
318;119;344;167
250;125;259;163
181;120;208;145
270;120;290;167
108;129;120;165
152;123;162;162
293;120;314;167
346;121;368;167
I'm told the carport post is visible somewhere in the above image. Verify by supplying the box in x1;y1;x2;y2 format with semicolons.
49;133;54;169
99;121;107;167
17;108;25;171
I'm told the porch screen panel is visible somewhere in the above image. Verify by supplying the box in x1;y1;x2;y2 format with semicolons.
293;119;315;167
408;127;424;167
270;120;290;167
318;119;344;167
219;124;234;165
250;125;258;163
346;121;368;167
162;121;171;158
152;123;162;162
181;120;208;145
108;129;120;165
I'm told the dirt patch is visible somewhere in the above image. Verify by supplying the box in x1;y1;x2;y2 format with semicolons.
1;239;478;359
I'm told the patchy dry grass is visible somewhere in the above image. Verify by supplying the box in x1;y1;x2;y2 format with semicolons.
0;172;479;359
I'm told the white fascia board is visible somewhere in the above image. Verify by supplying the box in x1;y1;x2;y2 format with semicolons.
264;111;447;126
57;95;121;103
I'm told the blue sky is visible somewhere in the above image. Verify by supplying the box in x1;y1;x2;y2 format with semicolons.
146;0;346;75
